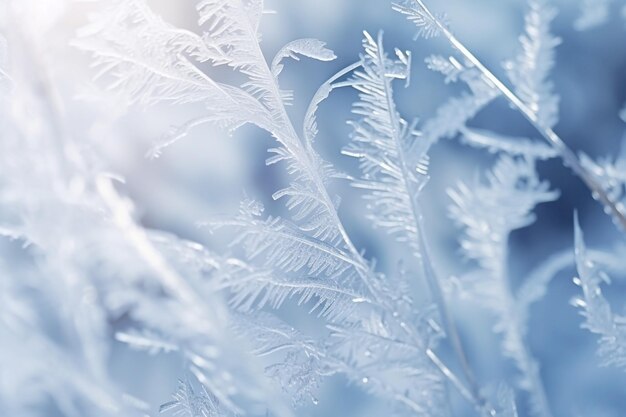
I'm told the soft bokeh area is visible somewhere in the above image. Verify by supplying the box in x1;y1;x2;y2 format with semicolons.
2;0;626;416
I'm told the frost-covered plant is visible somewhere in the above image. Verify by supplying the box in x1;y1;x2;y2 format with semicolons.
572;214;626;371
448;155;558;417
2;0;626;417
75;1;461;415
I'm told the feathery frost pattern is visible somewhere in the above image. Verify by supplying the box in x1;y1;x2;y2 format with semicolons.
343;32;428;255
505;0;561;129
449;156;558;417
79;1;456;413
573;215;626;370
422;58;499;145
419;0;561;145
271;38;337;77
3;0;626;416
449;156;558;285
397;0;626;230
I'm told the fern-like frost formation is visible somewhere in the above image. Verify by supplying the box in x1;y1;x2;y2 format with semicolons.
2;1;626;417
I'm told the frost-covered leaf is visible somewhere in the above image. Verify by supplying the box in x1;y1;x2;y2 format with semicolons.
422;59;499;145
271;38;336;77
505;0;561;129
219;265;369;322
343;31;429;256
195;0;301;121
449;156;558;274
572;214;626;371
78;0;277;155
80;0;354;286
202;201;371;321
206;200;355;281
303;61;361;146
270;39;336;106
271;176;343;243
76;0;229;105
448;156;558;417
